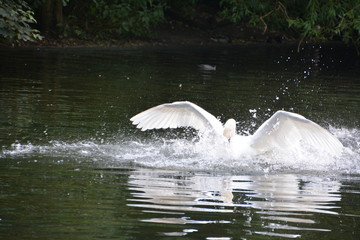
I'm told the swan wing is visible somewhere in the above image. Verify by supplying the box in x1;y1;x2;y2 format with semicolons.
130;101;223;134
250;111;343;156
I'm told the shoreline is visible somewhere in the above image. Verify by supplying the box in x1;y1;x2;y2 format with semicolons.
0;21;353;50
1;21;296;48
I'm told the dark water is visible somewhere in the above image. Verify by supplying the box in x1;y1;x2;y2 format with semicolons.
1;45;360;239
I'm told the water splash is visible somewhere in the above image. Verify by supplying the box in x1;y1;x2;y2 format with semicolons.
1;127;359;174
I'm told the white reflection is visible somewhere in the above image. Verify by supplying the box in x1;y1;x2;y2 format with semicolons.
127;169;341;237
240;174;341;215
127;169;243;213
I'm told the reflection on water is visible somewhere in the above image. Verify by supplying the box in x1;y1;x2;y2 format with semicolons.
0;45;360;239
127;169;342;238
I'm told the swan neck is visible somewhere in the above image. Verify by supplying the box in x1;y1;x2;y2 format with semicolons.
223;119;236;141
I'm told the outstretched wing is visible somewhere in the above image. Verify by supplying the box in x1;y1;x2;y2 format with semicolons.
130;101;223;135
250;111;343;156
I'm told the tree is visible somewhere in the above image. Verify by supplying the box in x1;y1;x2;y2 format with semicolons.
80;0;166;38
39;0;64;33
220;0;360;50
28;0;166;39
0;0;42;43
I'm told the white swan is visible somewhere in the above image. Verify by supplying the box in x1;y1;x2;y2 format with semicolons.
130;101;343;156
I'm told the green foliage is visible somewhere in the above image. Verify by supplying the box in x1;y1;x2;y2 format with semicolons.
63;0;166;38
288;1;360;44
163;0;198;20
3;0;360;49
31;0;70;8
220;0;360;46
93;0;165;37
0;0;42;43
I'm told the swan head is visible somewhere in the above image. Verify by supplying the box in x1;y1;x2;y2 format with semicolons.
223;119;236;141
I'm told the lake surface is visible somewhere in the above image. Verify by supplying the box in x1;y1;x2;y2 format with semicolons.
1;44;360;239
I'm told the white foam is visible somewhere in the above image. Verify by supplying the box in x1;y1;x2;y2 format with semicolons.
1;127;359;174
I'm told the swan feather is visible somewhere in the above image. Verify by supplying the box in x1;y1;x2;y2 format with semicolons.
130;101;223;135
250;111;343;156
131;102;343;156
